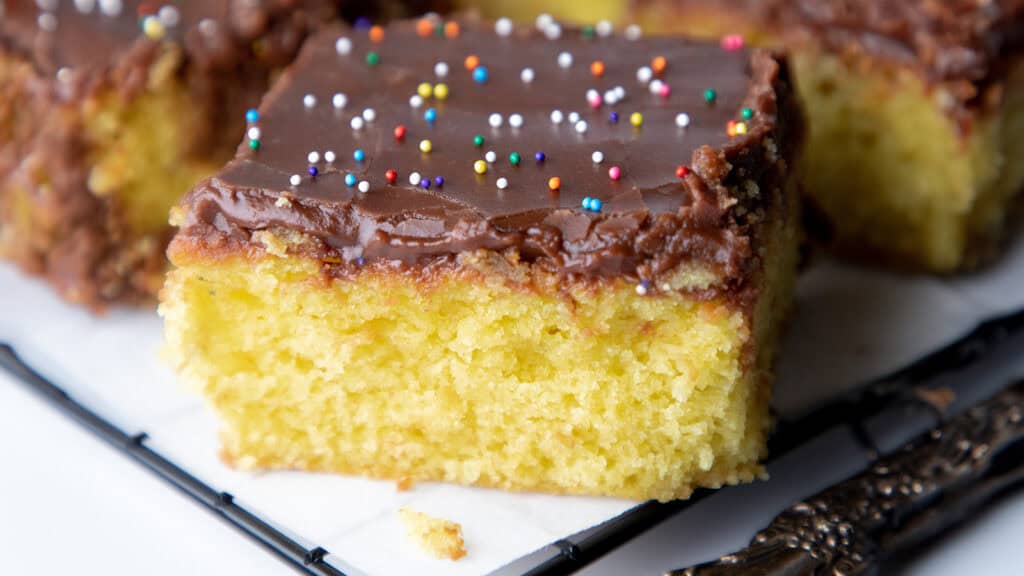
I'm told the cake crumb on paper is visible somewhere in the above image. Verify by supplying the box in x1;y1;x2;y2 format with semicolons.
399;507;466;560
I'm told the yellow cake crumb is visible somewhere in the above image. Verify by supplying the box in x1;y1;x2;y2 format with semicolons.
399;508;467;561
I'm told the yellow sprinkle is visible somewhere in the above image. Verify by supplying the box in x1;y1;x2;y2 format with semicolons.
735;122;748;135
419;139;433;153
417;82;433;99
473;160;487;175
433;83;449;101
630;112;643;127
143;17;166;40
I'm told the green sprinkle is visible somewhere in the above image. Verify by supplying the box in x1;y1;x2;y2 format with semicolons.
435;22;445;37
741;107;754;120
248;139;260;151
703;89;717;104
582;26;596;39
509;152;521;166
366;51;380;66
473;134;485;147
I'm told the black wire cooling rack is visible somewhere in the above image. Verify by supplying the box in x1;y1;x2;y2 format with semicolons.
3;306;1023;576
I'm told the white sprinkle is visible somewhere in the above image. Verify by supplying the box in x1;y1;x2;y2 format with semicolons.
158;5;180;27
484;150;497;163
332;93;348;109
37;13;57;31
56;67;73;84
675;113;691;128
98;0;122;17
303;94;317;109
198;18;217;36
247;127;261;140
550;110;564;124
636;66;652;84
603;89;619;106
495;17;513;37
307;151;320;164
535;13;553;30
574;120;588;134
520;67;535;84
37;0;57;12
434;61;449;78
544;23;562;40
409;172;422;186
557;51;573;69
73;0;95;13
509;113;524;128
496;177;509;190
649;79;665;95
335;37;352;55
488;113;503;128
592;151;604;164
289;174;302;187
324;151;336;163
409;94;424;108
568;111;581;124
596;20;613;38
350;116;365;131
357;180;370;193
635;282;649;296
362;108;376;122
586;88;600;102
625;24;642;41
614;86;626;100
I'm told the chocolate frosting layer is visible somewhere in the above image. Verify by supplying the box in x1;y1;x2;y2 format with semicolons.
179;17;793;289
663;0;1024;91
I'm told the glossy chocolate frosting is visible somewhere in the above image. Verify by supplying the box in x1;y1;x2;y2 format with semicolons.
179;17;794;289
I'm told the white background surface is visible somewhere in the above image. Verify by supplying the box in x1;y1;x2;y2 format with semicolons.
2;230;1023;575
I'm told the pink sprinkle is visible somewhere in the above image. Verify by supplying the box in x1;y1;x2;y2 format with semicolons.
658;83;671;98
608;166;622;181
721;34;745;51
588;93;603;109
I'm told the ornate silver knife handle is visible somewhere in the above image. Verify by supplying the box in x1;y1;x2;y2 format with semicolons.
668;381;1024;576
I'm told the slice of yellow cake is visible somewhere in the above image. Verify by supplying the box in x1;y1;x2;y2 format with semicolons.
632;0;1024;271
161;17;802;501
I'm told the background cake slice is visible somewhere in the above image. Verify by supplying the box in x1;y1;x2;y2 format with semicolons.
161;16;801;501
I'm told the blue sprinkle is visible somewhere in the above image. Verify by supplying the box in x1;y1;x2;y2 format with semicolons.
609;111;619;124
424;108;437;123
421;179;431;190
354;17;372;30
353;149;366;162
591;198;602;212
472;66;489;84
307;166;318;177
535;151;545;163
355;256;366;265
344;173;357;187
434;176;445;187
581;197;591;210
245;109;259;123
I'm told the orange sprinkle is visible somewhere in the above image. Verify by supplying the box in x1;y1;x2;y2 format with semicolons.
464;54;480;70
444;21;460;38
416;18;433;37
590;60;605;77
726;120;738;137
369;25;385;43
547;177;561;191
651;55;667;74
